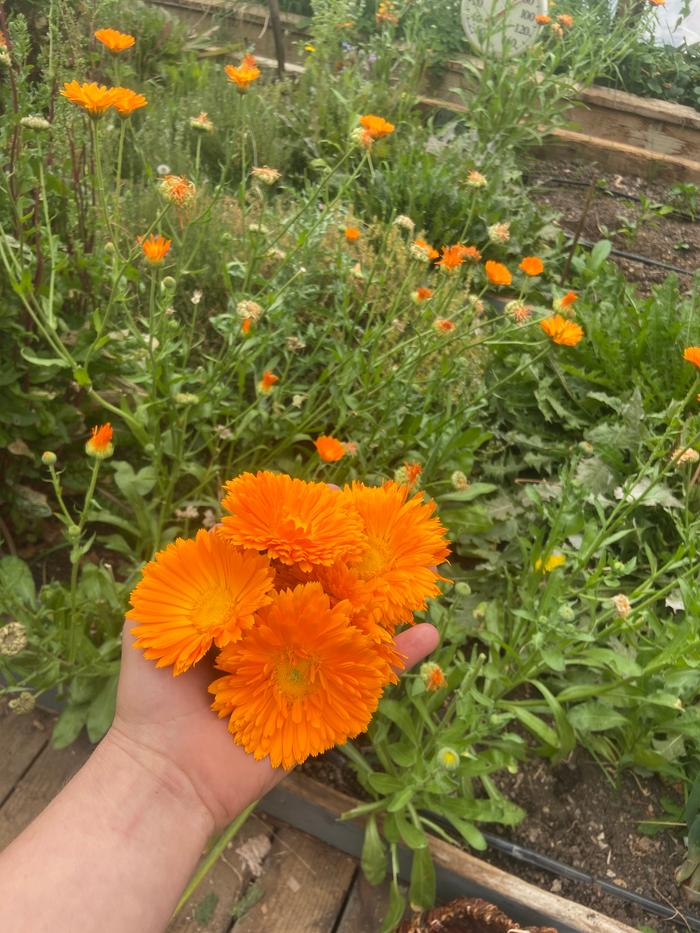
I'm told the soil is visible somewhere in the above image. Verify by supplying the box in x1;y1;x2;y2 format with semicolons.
304;749;691;931
526;159;700;296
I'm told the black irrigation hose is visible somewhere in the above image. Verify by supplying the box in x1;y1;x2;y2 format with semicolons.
566;233;697;276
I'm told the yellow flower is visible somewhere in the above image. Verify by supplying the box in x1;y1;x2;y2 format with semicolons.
535;554;566;572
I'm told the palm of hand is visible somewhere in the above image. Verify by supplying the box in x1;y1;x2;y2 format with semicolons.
111;622;438;829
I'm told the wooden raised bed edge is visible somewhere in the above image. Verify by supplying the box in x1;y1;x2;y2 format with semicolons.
148;0;700;183
259;772;636;933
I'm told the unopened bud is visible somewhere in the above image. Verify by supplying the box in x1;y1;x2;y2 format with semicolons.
437;747;460;771
161;275;176;290
41;451;57;466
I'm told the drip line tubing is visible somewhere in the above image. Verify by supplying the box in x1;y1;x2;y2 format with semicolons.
566;233;697;276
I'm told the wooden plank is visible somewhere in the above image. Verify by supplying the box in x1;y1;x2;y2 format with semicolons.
0;733;92;851
335;872;397;933
0;704;51;805
167;814;276;933
262;773;638;933
577;83;700;131
232;824;355;932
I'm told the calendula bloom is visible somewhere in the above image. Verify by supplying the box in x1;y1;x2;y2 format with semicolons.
672;446;700;466
129;530;274;675
94;28;135;52
225;54;261;90
340;481;449;629
683;347;700;369
535;14;551;23
411;239;439;262
466;170;487;188
535;553;566;572
209;583;387;769
434;318;456;333
488;222;511;244
394;214;415;232
394;461;422;489
236;299;263;322
220;471;367;572
141;233;172;264
60;81;117;118
190;111;214;132
344;226;361;241
258;371;279;394
85;422;114;459
554;290;578;312
505;300;531;323
421;661;447;691
304;43;316;52
540;313;584;347
557;14;574;27
159;174;195;206
484;260;512;287
412;287;432;303
315;435;346;462
612;594;631;618
648;0;665;5
110;87;148;117
437;244;471;272
241;319;252;335
251;165;281;185
519;256;544;276
359;114;395;139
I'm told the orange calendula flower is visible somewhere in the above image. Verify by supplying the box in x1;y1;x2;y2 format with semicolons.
224;54;261;90
315;435;346;462
60;81;117;118
85;422;113;459
535;14;551;23
209;583;387;769
683;347;700;369
159;174;196;206
344;226;361;241
241;318;252;335
94;28;135;53
258;371;279;394
421;661;447;691
395;461;422;488
519;256;544;276
540;314;584;347
341;481;450;630
359;114;395;139
220;471;367;572
484;260;512;287
433;318;456;333
554;289;578;312
411;239;439;262
141;233;172;264
437;244;472;272
110;87;148;117
412;287;432;303
129;530;274;676
557;14;574;27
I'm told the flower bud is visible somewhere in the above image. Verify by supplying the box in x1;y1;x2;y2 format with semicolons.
558;604;575;622
0;621;28;657
20;115;51;131
454;581;471;596
41;451;57;466
437;747;460;771
66;525;81;540
161;275;176;290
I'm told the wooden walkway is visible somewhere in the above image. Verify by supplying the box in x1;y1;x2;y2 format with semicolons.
0;704;390;932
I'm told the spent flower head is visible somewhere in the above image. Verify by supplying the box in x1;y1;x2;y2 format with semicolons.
0;621;28;657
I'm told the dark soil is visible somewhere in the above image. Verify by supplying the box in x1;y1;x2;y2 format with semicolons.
305;749;691;931
526;160;700;296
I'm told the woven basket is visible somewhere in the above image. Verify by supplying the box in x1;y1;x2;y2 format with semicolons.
398;897;558;933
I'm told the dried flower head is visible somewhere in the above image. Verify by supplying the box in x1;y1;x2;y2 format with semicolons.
505;300;531;323
466;170;487;188
612;594;631;618
251;165;281;185
85;422;114;459
190;111;214;132
411;239;439;262
9;691;35;714
393;214;415;232
159;174;195;206
433;318;456;333
671;446;700;466
488;222;511;244
236;300;263;322
551;23;564;37
0;621;27;657
557;14;574;27
94;28;135;53
286;335;306;351
540;314;584;347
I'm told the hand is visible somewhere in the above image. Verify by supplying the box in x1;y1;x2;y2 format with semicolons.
107;621;439;830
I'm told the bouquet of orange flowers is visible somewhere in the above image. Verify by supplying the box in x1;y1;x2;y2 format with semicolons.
128;471;449;769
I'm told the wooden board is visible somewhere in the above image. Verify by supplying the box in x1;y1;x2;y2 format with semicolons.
261;773;639;933
0;704;51;805
335;873;397;932
232;824;355;932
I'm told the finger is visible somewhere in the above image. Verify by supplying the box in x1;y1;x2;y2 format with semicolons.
394;622;439;672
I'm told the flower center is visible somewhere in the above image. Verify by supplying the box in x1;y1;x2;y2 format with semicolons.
190;586;234;633
355;536;391;578
274;652;318;700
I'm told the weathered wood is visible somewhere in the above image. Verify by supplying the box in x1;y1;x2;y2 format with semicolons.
0;704;51;805
232;824;355;932
263;773;639;933
167;814;276;933
335;871;397;932
0;731;92;850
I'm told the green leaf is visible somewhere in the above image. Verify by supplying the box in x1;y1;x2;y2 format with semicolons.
568;701;629;733
394;810;427;850
438;484;498;503
380;879;406;933
387;786;415;813
409;846;436;910
590;239;612;270
86;674;118;743
445;815;487;850
0;555;36;610
72;367;92;387
361;816;387;885
52;704;88;749
113;462;158;498
194;892;218;924
508;706;559;749
367;772;404;795
20;348;70;368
